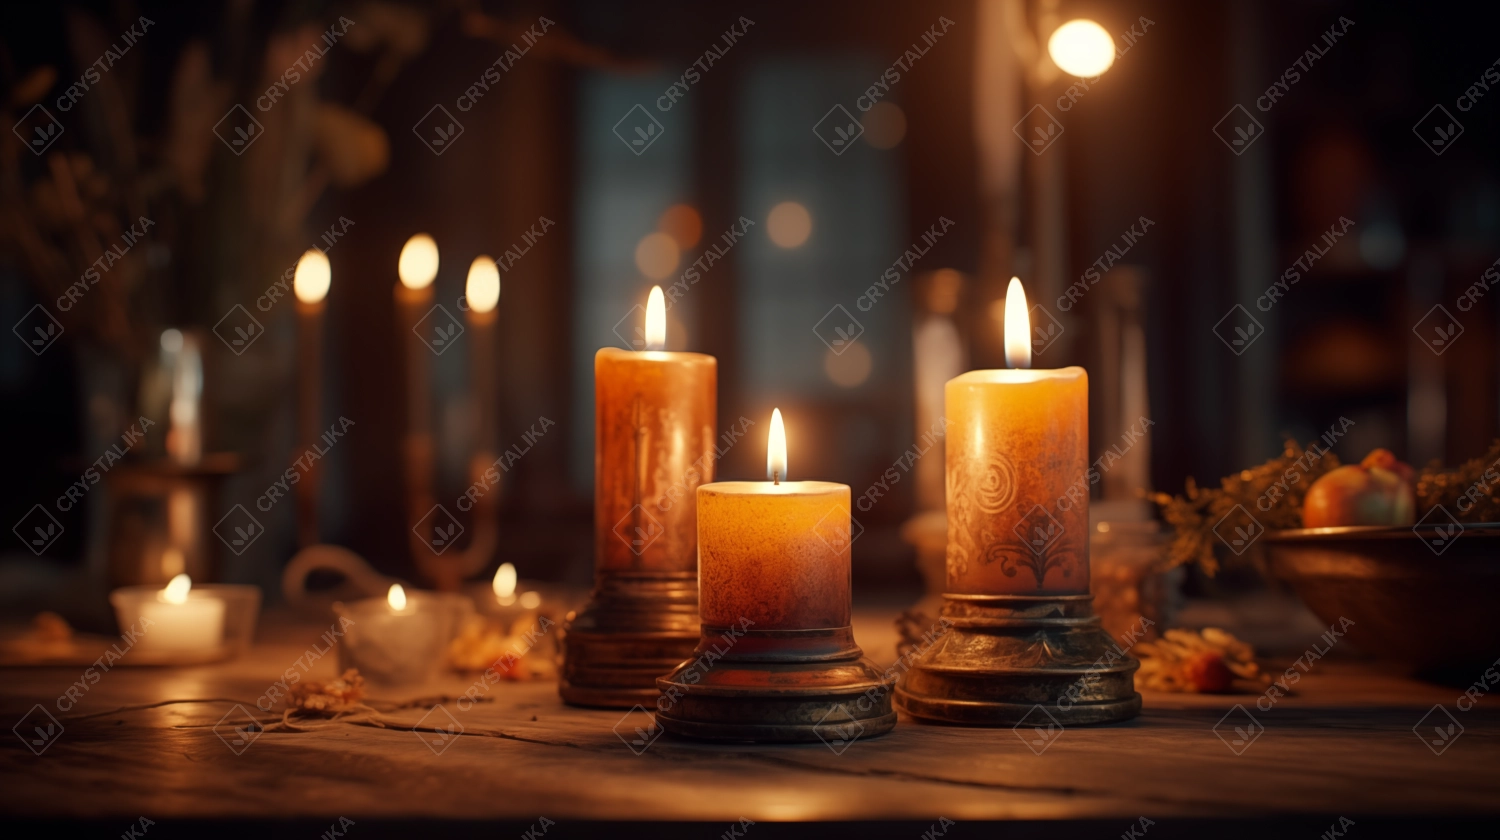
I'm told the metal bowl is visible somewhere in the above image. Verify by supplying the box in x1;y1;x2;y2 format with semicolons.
1265;523;1500;679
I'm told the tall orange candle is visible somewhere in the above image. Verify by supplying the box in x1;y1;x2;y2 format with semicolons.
595;286;716;573
697;409;852;630
946;277;1088;595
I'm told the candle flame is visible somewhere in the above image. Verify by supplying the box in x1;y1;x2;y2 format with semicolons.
492;562;517;599
388;583;408;610
767;408;787;483
293;249;331;304
466;256;500;313
162;573;191;605
1003;276;1032;369
398;234;439;290
645;286;666;350
519;591;541;609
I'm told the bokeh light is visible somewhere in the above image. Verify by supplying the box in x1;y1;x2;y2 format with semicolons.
863;102;908;149
658;204;703;249
767;201;813;249
634;232;680;280
824;342;872;388
1048;19;1116;78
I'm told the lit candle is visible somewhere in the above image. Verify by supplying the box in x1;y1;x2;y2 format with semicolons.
595;286;716;572
946;277;1088;594
135;574;226;655
294;249;331;548
476;562;543;633
397;235;440;558
336;584;447;685
697;409;851;629
397;234;439;440
465;256;500;455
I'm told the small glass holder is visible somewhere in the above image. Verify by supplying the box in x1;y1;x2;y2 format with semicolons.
109;583;261;665
333;592;471;686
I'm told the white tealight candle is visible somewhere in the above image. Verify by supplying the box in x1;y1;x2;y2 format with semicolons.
135;574;226;655
336;584;445;685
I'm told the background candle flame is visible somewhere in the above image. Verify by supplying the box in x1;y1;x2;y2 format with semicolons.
387;583;407;610
492;562;517;599
767;407;787;481
645;285;666;350
466;256;500;313
398;234;439;290
161;573;191;605
293;249;331;304
1004;276;1032;369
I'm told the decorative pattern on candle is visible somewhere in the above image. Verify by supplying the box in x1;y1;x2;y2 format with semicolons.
595;348;716;572
945;368;1089;594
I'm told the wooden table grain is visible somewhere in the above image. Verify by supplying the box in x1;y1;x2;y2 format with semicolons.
1;606;1496;838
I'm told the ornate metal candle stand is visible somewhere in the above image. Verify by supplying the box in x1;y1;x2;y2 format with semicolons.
654;624;896;743
559;571;700;707
894;592;1141;726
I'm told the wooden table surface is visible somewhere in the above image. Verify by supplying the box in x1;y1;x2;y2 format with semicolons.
2;605;1496;837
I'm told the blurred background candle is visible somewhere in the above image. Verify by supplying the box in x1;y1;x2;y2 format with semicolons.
697;409;851;630
336;583;448;685
134;574;225;655
594;286;716;572
465;256;500;457
397;234;439;556
163;330;203;466
294;249;331;548
945;277;1089;595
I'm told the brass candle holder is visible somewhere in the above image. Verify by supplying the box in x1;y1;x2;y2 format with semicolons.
894;593;1140;725
559;571;700;707
560;312;716;708
654;623;896;743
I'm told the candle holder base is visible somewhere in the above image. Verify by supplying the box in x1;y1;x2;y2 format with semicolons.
654;626;897;744
560;572;699;708
894;593;1141;726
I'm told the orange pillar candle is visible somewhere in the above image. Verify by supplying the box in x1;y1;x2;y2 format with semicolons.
946;277;1088;594
595;286;716;573
697;409;852;630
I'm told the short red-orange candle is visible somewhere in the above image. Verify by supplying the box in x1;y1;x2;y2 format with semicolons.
595;287;716;573
946;277;1088;595
697;409;852;630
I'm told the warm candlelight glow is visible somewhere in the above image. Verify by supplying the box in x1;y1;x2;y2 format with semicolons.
519;591;541;609
767;407;787;483
387;583;408;611
161;574;191;605
466;256;500;313
398;234;439;290
645;286;667;350
1004;276;1032;370
293;249;331;304
1048;19;1116;77
492;562;517;600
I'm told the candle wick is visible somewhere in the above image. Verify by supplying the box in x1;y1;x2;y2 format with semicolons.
773;470;780;486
